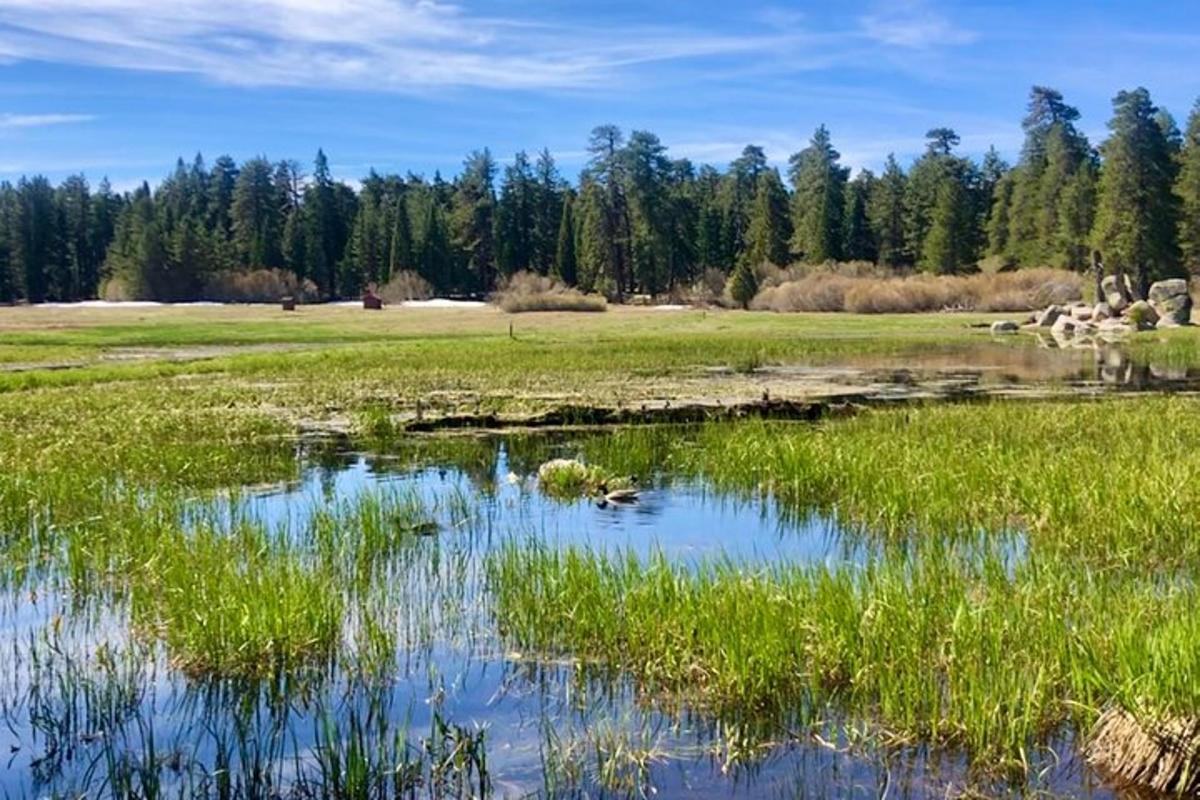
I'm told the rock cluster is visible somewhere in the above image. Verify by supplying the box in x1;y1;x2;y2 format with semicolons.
993;278;1193;344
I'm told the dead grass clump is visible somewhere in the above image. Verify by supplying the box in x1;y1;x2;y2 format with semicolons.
495;271;607;313
751;273;853;312
377;270;433;303
672;267;729;307
201;269;319;304
750;266;1085;314
1086;707;1200;796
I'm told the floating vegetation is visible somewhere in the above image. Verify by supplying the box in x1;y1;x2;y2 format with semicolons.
536;458;637;503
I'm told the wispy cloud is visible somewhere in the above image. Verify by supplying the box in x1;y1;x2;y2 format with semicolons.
0;0;823;92
859;0;976;49
0;112;93;129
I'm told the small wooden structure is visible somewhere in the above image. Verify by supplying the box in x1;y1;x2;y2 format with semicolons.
281;296;297;311
362;287;383;310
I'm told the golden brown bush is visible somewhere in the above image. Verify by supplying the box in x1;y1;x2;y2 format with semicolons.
495;271;607;313
200;269;319;303
376;271;434;303
750;266;1085;314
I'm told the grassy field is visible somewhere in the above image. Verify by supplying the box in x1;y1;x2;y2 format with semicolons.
3;303;1200;792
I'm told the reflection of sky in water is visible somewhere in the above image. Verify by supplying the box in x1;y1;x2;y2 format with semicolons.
234;447;868;569
0;442;1101;798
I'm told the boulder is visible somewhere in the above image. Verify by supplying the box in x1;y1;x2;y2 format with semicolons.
1148;278;1188;305
1126;300;1159;331
1092;302;1112;322
990;320;1020;334
1102;274;1132;312
1051;314;1096;339
1148;279;1192;326
1036;304;1064;328
1069;303;1093;321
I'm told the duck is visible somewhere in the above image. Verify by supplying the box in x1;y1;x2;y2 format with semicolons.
599;476;640;504
604;487;640;504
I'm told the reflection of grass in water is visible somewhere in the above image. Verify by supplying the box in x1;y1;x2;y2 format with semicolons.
492;398;1200;779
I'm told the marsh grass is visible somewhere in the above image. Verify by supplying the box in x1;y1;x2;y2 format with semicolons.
488;399;1200;776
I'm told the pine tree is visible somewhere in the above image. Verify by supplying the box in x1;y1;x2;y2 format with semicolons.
13;176;61;303
496;151;536;276
1092;87;1182;296
986;173;1015;257
694;166;725;271
450;149;498;292
208;155;239;240
921;177;971;274
1056;159;1097;270
56;174;92;300
664;158;699;289
576;180;614;295
906;129;983;272
0;184;18;301
581;125;631;297
231;157;282;268
414;194;452;291
532;149;565;275
1005;87;1092;266
869;155;908;266
843;170;877;263
624;130;673;294
742;169;791;267
1178;100;1200;273
90;178;119;291
721;145;767;268
554;190;578;285
728;259;758;309
789;126;848;263
387;196;414;280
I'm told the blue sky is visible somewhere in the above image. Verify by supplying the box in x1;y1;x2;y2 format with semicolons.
1;0;1199;190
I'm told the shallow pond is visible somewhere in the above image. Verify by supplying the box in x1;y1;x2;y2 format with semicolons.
0;433;1127;797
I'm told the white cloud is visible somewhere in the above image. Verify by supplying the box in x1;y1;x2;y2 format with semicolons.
0;112;94;129
859;0;976;49
0;0;818;91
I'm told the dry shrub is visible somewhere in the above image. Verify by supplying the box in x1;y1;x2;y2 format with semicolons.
495;271;607;313
1086;707;1200;796
750;265;1084;314
671;267;729;307
377;271;433;303
201;269;319;303
751;273;854;312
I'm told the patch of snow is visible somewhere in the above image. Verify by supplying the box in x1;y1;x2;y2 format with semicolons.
648;304;688;311
33;300;225;308
401;299;487;309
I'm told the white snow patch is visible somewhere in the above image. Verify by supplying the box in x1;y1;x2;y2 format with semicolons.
401;299;487;309
33;300;225;309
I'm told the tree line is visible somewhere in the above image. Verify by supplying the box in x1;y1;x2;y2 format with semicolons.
1;85;1199;303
